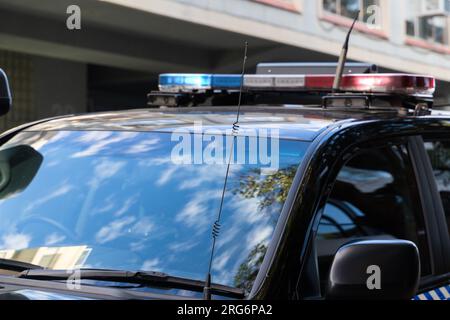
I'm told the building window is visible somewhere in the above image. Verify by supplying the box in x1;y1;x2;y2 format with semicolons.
407;15;449;46
322;0;383;29
405;0;450;50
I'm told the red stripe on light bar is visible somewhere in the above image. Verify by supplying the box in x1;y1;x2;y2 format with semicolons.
304;74;435;95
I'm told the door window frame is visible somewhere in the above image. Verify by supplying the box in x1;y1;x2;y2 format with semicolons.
414;135;450;280
305;135;446;298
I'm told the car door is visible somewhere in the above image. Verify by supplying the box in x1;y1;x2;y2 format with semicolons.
303;137;444;299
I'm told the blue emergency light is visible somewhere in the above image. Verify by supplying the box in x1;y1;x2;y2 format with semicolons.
159;74;212;91
211;75;242;89
159;74;242;92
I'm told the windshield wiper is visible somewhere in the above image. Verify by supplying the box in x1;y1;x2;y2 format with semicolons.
0;258;43;272
18;268;245;299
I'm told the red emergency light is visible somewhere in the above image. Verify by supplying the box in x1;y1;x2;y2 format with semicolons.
303;74;435;96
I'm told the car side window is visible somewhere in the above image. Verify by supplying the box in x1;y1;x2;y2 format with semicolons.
316;143;431;291
424;140;450;237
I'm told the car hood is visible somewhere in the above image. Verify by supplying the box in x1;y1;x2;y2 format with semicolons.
0;289;95;300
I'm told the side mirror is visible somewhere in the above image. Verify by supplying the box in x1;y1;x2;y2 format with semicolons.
0;68;12;116
326;240;420;300
0;145;43;199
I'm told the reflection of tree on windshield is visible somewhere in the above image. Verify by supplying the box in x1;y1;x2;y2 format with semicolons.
234;243;267;293
236;166;297;210
232;165;297;293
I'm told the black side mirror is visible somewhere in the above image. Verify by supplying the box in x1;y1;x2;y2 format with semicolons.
0;68;12;116
326;240;420;300
0;145;43;199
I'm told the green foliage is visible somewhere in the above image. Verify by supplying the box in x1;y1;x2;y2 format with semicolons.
236;165;298;210
232;166;297;293
234;243;267;294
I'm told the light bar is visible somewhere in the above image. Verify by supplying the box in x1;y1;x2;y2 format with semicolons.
158;73;435;96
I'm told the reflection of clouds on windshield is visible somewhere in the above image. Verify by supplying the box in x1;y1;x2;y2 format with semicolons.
168;240;198;253
72;132;138;158
30;131;72;151
210;192;275;285
74;131;111;143
212;248;238;285
44;233;66;246
228;197;260;224
176;290;198;298
95;216;136;244
138;156;237;191
88;160;125;188
130;240;146;252
132;217;154;236
141;258;161;271
94;194;141;219
96;216;154;246
114;195;139;217
124;138;160;154
45;160;61;168
25;183;73;212
246;225;273;251
0;232;31;250
216;194;271;250
128;216;157;252
175;190;221;231
216;224;240;250
94;195;116;214
210;224;273;287
156;167;177;186
178;165;233;190
138;156;172;167
212;248;236;272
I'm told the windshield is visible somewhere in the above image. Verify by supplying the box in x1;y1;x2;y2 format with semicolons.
0;130;309;295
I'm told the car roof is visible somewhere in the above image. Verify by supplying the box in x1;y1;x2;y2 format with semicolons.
21;106;450;142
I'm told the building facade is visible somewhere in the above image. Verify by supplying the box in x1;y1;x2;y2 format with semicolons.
0;0;449;131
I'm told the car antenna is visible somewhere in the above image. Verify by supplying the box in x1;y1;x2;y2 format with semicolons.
203;41;248;300
332;10;360;93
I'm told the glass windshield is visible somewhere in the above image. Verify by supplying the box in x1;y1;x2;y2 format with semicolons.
0;130;309;295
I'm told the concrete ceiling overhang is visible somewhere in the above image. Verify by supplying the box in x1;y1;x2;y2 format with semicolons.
0;0;302;73
0;0;449;82
0;0;351;75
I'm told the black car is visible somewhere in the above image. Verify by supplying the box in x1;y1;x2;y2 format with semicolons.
0;66;448;300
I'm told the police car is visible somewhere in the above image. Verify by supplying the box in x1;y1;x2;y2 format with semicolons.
0;58;448;300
